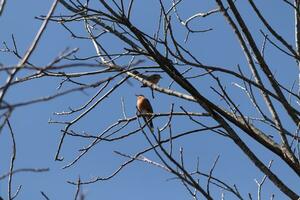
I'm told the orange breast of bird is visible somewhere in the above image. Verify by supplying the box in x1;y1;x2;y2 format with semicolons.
137;97;153;114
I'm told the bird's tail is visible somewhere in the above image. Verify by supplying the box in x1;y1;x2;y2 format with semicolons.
143;116;154;132
149;120;154;131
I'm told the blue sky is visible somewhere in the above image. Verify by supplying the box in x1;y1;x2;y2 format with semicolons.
0;0;299;199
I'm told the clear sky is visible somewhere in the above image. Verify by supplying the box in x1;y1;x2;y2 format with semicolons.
0;1;299;200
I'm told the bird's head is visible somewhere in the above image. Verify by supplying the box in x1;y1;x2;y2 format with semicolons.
152;74;162;80
135;94;145;99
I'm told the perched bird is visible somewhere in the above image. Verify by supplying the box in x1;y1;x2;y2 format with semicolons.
136;94;154;130
139;74;162;99
141;74;162;87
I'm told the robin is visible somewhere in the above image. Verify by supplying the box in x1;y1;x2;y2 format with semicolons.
136;94;154;131
141;74;162;87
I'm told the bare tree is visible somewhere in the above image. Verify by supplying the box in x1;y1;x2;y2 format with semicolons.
1;0;300;199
